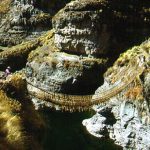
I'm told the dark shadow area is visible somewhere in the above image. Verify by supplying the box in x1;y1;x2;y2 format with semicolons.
34;0;71;15
40;109;122;150
99;108;117;126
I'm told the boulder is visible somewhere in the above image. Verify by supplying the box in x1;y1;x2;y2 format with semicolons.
82;39;150;149
27;48;108;94
53;0;150;57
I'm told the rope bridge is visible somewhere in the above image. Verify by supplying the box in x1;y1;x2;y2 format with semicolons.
0;54;146;111
27;81;93;111
27;55;146;111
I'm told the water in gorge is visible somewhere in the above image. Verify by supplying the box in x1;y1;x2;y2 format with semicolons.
40;110;123;150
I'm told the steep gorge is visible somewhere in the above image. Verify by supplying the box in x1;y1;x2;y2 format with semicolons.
0;0;150;149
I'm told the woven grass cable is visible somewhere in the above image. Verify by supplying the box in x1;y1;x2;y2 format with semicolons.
27;54;146;111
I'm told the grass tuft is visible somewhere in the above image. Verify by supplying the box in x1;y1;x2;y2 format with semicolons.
0;0;12;14
0;90;26;149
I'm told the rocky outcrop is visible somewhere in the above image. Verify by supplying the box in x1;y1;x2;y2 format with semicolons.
27;45;108;95
0;0;71;46
53;0;111;56
0;0;51;46
83;40;150;149
53;0;150;57
83;99;150;149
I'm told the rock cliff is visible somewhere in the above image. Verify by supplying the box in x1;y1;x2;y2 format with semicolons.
0;0;50;46
0;0;71;46
83;40;150;149
27;46;107;95
53;0;150;57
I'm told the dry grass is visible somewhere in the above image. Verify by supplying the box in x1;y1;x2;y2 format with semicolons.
31;13;51;24
7;73;26;93
0;74;26;149
0;0;12;14
0;73;46;149
116;46;140;67
0;73;27;99
28;29;60;62
0;40;39;59
105;39;150;79
125;86;144;100
0;90;26;149
116;39;150;67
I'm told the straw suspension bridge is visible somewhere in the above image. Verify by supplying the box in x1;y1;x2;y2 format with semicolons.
0;53;147;111
26;54;146;111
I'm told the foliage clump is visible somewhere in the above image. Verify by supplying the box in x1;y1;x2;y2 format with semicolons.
0;0;12;14
125;86;144;101
0;90;25;149
7;73;26;93
0;73;46;149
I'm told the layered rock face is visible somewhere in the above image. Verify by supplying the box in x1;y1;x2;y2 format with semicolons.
0;0;71;46
53;0;150;57
83;40;150;149
53;0;111;56
83;99;150;149
0;0;51;46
